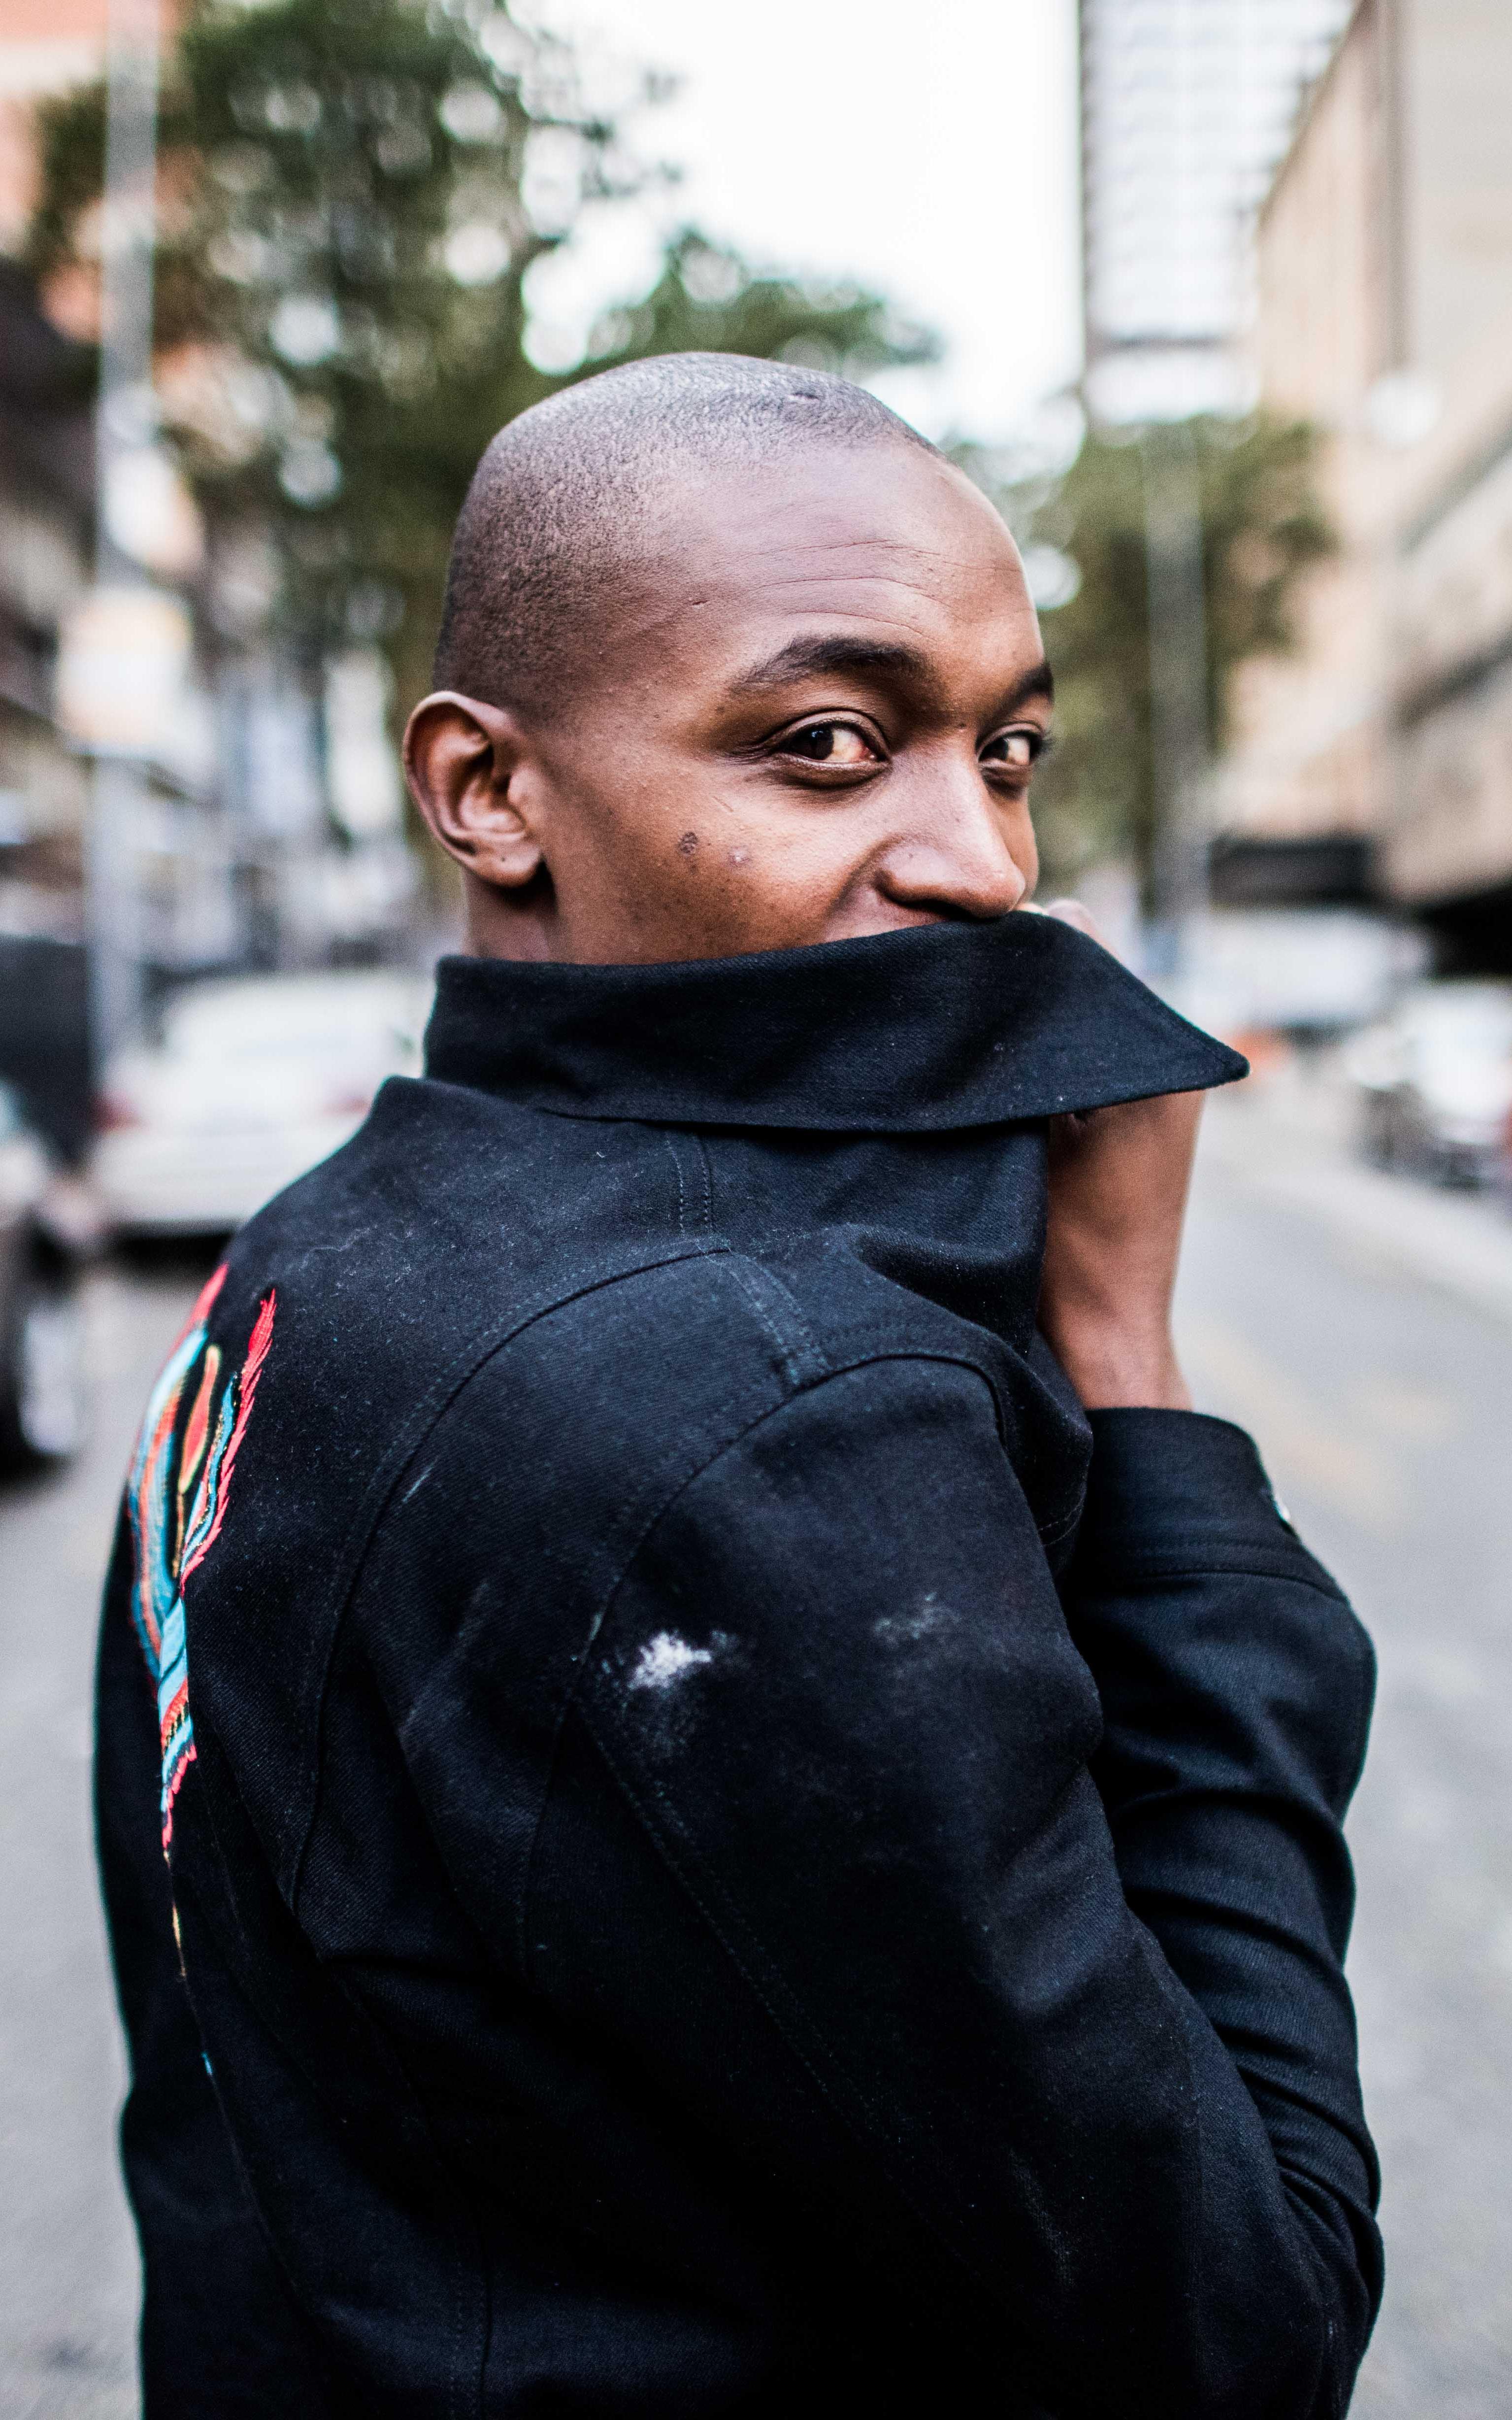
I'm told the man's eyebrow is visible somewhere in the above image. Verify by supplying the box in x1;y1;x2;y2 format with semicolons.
727;635;1055;716
727;635;940;695
1003;659;1054;713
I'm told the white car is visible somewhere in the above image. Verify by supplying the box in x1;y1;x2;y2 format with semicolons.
1343;979;1512;1187
94;970;432;1238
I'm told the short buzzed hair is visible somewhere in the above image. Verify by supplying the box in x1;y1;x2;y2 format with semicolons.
432;352;937;718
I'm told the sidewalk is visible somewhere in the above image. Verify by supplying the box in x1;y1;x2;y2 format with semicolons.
1196;1057;1512;1328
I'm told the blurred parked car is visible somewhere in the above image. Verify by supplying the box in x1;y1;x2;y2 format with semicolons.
0;1080;86;1470
93;970;431;1239
1343;979;1512;1186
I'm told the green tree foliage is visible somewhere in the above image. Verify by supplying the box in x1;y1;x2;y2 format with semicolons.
965;415;1334;894
28;0;935;711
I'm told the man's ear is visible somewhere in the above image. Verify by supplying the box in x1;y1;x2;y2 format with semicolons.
402;691;543;891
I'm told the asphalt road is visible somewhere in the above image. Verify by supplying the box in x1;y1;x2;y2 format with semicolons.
0;1251;205;2420
1;1115;1509;2417
1177;1105;1512;2420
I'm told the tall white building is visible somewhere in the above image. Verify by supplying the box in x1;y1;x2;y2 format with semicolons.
1078;0;1355;422
1211;0;1512;962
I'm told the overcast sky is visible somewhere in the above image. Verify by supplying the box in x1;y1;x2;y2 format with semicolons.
524;0;1084;445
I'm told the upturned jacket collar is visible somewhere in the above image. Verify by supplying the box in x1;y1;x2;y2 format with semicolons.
424;911;1245;1133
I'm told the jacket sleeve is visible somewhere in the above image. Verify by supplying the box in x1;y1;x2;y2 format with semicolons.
565;1358;1381;2420
1062;1411;1382;2336
95;1512;331;2418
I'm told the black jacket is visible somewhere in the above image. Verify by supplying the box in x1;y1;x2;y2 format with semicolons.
97;913;1382;2419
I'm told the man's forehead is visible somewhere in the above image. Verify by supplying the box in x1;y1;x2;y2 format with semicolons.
656;444;1019;581
590;446;1037;694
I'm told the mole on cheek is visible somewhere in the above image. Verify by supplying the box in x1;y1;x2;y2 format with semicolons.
676;831;699;859
726;846;752;869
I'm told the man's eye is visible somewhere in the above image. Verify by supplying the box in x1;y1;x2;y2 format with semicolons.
781;722;878;766
982;729;1043;775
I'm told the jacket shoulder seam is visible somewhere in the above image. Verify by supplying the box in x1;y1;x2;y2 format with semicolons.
1071;1551;1348;1599
517;1347;1011;1970
290;1239;732;1909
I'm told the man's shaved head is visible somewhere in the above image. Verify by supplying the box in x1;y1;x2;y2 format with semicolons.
432;352;938;717
408;354;1048;969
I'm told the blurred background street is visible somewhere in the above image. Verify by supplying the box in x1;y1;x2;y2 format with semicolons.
3;0;1512;2408
1183;1079;1512;2420
0;1254;190;2420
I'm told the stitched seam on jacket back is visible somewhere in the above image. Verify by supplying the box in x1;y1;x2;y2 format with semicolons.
518;1346;1010;1986
523;1357;1022;2312
179;1732;486;2420
1071;1555;1349;1596
663;1130;713;1239
722;1256;829;1388
289;1241;726;1910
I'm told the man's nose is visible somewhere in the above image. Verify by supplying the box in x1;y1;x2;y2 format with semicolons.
874;772;1031;921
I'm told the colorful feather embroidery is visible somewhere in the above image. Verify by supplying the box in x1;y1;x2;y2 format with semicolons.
125;1268;277;1848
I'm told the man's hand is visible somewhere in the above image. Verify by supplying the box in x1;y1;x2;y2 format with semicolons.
1036;901;1202;1411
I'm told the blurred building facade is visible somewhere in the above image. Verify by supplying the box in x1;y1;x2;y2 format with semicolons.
1215;0;1512;970
0;258;95;1152
1078;0;1355;424
0;258;93;941
1077;0;1365;996
0;0;116;256
0;0;417;1079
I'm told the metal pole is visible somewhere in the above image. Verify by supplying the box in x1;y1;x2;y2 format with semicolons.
87;0;162;1071
1141;417;1210;960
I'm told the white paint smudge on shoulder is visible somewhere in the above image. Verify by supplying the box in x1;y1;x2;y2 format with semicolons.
628;1631;716;1692
874;1591;949;1647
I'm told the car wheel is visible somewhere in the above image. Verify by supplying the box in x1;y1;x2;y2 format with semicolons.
0;1264;86;1470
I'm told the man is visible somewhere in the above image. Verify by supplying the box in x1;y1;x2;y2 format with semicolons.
98;355;1381;2417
